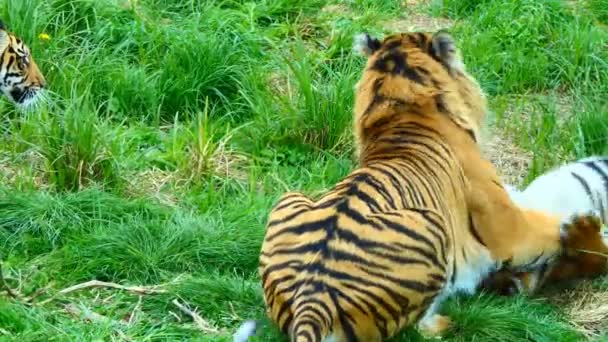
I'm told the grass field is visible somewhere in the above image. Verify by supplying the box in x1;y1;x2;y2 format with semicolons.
1;0;608;341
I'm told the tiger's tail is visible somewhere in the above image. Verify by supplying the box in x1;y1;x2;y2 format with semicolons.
233;319;259;342
232;309;332;342
290;303;333;342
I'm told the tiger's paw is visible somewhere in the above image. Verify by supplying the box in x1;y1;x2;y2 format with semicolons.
417;314;452;338
552;211;608;282
559;211;603;248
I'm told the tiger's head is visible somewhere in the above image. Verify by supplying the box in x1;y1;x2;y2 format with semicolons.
0;20;46;107
352;31;487;147
482;216;608;296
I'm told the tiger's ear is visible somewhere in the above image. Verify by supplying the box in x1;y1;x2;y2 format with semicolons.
0;19;5;31
430;31;464;73
353;33;381;57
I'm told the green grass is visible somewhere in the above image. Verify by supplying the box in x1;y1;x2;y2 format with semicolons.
1;0;607;340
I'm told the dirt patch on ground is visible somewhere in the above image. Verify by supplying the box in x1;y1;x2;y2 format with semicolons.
551;92;575;120
267;71;290;97
0;150;47;189
479;90;578;188
384;14;454;32
321;3;351;15
386;0;454;32
404;0;430;6
125;149;249;206
125;168;179;206
480;128;533;188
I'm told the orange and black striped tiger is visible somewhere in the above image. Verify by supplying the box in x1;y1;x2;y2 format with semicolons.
0;20;46;106
234;31;604;342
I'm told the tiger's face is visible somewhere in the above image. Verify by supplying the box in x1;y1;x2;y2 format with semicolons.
0;21;46;107
353;31;487;141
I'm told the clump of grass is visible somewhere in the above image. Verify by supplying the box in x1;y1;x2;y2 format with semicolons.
0;0;49;43
237;0;328;27
571;97;608;157
7;0;257;122
493;89;607;182
451;0;608;95
347;0;403;14
441;294;582;341
281;42;357;151
49;205;265;284
0;187;169;258
428;0;492;19
147;99;248;188
391;294;582;341
243;41;360;156
152;13;254;120
170;273;263;326
0;298;47;336
588;0;608;24
17;97;122;192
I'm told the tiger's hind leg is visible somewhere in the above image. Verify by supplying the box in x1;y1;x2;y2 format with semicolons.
416;295;452;338
417;314;452;338
365;208;452;338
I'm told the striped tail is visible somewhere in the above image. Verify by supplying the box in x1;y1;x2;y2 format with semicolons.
291;303;332;342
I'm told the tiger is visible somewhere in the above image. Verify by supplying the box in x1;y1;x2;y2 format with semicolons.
507;156;608;224
0;19;46;107
233;30;604;342
482;156;608;296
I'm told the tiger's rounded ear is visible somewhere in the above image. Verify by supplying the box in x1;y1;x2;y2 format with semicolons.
0;19;5;30
431;30;463;73
353;33;381;57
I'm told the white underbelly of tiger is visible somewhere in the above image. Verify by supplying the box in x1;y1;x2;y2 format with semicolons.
450;247;496;295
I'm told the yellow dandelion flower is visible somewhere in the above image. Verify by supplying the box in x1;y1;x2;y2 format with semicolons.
38;33;51;41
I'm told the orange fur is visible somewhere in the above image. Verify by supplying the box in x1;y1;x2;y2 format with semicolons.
0;20;46;106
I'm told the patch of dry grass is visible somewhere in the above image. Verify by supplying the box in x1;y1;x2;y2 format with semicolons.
480;129;533;188
0;150;47;189
383;14;454;32
549;282;608;338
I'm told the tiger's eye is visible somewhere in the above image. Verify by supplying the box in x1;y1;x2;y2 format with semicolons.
17;55;28;69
